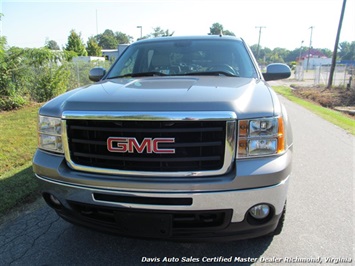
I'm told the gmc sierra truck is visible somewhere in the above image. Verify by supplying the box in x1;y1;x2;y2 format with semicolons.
33;35;292;241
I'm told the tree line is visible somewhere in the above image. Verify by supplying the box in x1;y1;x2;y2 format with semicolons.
46;26;176;57
0;26;178;111
48;23;354;66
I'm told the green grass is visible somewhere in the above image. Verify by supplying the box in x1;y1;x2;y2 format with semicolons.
0;104;41;215
273;86;355;135
0;104;41;175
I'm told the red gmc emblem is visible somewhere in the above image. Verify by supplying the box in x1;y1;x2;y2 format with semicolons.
107;137;175;154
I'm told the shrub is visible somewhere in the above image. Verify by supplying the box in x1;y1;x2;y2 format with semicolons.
0;39;30;106
30;64;71;102
0;40;112;109
0;94;27;111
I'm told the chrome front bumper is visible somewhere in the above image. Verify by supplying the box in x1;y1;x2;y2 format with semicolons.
33;148;291;240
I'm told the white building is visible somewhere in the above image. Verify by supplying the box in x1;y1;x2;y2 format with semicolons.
102;44;129;61
298;48;331;70
72;56;105;63
300;57;332;70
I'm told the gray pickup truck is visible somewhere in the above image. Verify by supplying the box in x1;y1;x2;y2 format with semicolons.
33;35;292;241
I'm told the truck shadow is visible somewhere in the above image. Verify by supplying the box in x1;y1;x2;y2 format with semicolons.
1;204;273;265
59;215;274;265
0;165;39;215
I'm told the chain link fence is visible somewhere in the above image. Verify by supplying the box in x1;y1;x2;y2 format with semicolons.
67;60;113;90
295;65;354;89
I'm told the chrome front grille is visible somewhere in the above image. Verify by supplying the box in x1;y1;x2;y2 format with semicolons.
62;111;236;177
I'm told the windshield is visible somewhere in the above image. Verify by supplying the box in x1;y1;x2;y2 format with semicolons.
106;38;258;79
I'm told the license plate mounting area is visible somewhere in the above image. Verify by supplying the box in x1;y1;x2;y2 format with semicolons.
114;211;172;237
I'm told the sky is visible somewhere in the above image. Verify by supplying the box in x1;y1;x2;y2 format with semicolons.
1;0;354;51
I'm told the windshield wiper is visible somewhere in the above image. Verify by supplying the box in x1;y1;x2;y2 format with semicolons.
180;71;239;77
108;72;169;79
108;71;239;79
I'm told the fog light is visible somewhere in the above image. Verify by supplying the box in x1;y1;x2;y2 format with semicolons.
249;204;270;219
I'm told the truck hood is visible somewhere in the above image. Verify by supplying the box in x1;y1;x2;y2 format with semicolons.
40;77;276;119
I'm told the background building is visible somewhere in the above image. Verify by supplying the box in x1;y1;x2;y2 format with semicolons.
297;48;331;70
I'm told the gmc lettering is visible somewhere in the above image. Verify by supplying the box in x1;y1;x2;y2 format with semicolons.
107;137;175;154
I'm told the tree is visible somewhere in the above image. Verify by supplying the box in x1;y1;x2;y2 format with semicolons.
95;29;117;49
86;37;102;56
285;48;302;63
0;35;5;57
150;27;174;38
222;30;235;36
209;23;235;36
65;30;87;56
250;44;272;64
319;48;332;58
29;62;70;102
23;47;71;102
95;29;132;49
0;38;28;99
45;39;60;50
269;51;284;63
272;48;289;63
115;31;133;44
262;48;272;63
209;23;223;35
137;35;150;41
338;41;355;60
0;40;98;108
151;27;164;37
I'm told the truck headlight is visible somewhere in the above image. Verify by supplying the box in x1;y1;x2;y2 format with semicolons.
38;115;63;153
237;117;285;158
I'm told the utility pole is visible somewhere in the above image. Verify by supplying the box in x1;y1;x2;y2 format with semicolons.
328;0;347;88
306;26;314;72
137;26;143;39
296;40;305;80
298;40;304;65
255;26;266;60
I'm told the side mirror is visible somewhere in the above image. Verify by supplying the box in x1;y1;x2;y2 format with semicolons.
89;67;106;82
263;63;291;81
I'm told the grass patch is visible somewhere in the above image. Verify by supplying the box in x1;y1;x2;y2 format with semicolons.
0;103;41;215
273;86;355;135
0;103;41;176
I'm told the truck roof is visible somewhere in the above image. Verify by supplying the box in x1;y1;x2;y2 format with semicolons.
136;35;243;44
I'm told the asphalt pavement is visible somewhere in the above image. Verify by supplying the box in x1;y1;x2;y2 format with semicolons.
0;95;354;266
